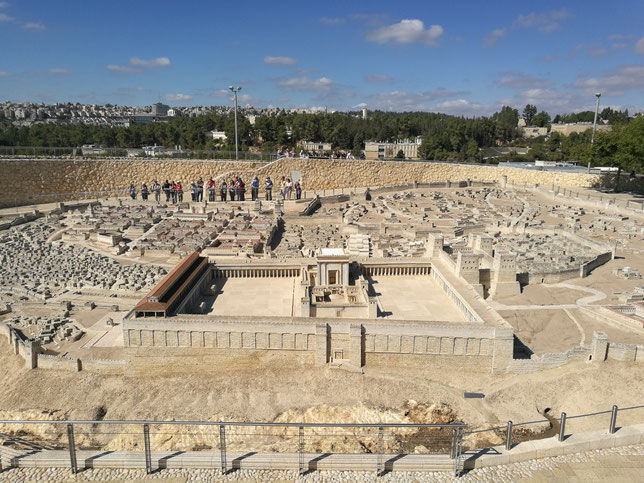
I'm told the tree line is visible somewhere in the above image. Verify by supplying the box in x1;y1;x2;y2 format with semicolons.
0;105;640;173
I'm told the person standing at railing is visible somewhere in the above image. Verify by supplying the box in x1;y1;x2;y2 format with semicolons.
207;178;216;202
176;181;183;202
251;176;259;201
162;180;171;202
128;183;137;200
265;176;273;200
229;178;236;201
196;177;204;202
151;180;161;203
219;179;227;201
140;182;149;201
170;181;177;204
285;178;293;200
295;180;302;200
236;176;245;201
189;181;197;202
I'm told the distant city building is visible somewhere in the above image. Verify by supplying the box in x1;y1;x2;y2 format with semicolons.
142;145;166;157
167;108;181;117
151;103;170;117
550;123;611;136
81;145;107;156
520;126;548;138
208;130;228;142
300;141;332;152
364;137;423;160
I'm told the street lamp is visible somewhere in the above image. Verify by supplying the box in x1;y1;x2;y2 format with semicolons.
228;86;242;161
591;92;601;146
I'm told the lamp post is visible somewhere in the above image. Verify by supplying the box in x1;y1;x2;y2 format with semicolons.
591;92;601;146
228;86;242;161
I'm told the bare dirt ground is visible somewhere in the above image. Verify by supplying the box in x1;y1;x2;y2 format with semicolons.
1;335;643;451
499;309;582;354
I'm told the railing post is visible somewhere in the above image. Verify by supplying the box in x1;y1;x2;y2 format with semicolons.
558;412;567;442
298;425;305;475
609;405;618;434
376;426;384;476
505;421;513;451
67;423;78;474
143;424;152;474
219;425;227;474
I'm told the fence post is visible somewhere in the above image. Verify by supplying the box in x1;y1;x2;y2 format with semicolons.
219;425;227;474
376;426;384;476
558;412;567;442
298;426;305;475
143;424;152;474
67;423;78;474
505;421;513;451
609;405;618;434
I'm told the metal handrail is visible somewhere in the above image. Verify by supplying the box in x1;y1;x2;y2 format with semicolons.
462;404;644;435
0;419;466;428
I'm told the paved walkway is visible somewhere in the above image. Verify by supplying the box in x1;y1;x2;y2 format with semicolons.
0;443;642;481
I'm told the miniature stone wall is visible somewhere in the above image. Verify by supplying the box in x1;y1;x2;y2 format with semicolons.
0;158;601;207
121;315;512;373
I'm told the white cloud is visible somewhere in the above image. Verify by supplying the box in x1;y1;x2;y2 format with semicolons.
210;89;230;98
105;57;171;73
48;67;69;75
572;64;644;96
162;93;192;102
498;88;587;114
365;88;470;111
364;74;393;83
296;68;318;74
23;22;45;30
106;64;139;73
0;12;13;21
636;37;644;54
514;9;572;33
366;19;444;46
484;29;506;47
496;71;551;89
275;76;336;91
433;99;495;116
0;2;9;8
0;70;11;77
264;56;297;65
538;55;556;62
319;17;344;25
129;57;170;68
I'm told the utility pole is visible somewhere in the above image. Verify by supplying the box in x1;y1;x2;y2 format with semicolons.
591;92;601;146
228;86;242;161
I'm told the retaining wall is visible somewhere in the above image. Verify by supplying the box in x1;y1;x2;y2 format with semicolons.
0;158;601;208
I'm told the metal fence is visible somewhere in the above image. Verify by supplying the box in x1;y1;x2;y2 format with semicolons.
0;146;278;162
463;404;644;452
0;420;465;476
0;404;642;477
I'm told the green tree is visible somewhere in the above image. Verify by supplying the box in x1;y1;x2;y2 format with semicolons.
395;149;405;159
532;111;551;128
522;104;537;125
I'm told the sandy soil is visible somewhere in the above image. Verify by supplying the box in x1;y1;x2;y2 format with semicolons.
1;335;643;451
499;309;582;354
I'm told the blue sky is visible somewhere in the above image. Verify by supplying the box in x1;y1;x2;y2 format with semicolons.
1;0;643;116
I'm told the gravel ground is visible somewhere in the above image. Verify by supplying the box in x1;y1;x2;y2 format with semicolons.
1;443;642;482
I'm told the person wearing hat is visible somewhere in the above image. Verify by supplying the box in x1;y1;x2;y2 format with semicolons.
265;176;273;201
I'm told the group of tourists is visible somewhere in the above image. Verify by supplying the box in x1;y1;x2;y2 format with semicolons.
127;175;302;203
